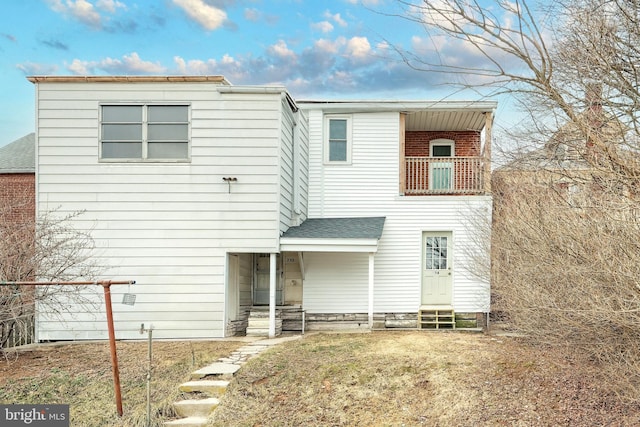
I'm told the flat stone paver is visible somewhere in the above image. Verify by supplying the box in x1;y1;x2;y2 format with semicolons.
190;363;240;379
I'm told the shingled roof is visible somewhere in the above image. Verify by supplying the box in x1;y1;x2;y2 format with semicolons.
0;133;35;173
281;217;385;239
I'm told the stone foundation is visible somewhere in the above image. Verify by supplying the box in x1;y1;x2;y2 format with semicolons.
225;306;250;337
232;309;488;335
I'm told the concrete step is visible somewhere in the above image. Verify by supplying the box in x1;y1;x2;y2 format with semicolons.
190;362;240;379
164;416;208;427
174;398;220;418
179;379;229;396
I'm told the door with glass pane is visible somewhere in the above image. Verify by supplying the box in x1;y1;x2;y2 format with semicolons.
422;232;453;305
429;141;453;191
253;254;283;305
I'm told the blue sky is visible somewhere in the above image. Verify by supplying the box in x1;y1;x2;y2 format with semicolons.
1;0;516;146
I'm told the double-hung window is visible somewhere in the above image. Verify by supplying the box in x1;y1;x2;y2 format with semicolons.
324;115;352;164
101;104;190;161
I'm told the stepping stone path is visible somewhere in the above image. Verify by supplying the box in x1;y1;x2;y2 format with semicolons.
164;335;303;427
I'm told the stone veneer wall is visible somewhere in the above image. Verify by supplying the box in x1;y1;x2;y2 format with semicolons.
233;310;488;335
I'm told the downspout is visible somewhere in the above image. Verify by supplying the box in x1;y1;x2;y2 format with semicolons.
292;110;302;225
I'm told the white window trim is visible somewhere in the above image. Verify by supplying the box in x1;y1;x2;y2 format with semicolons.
324;115;352;165
99;103;192;163
429;138;455;157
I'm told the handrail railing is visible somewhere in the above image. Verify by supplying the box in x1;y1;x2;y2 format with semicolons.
405;156;486;195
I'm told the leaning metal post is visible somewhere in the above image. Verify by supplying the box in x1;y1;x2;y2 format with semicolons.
102;282;123;417
0;279;135;417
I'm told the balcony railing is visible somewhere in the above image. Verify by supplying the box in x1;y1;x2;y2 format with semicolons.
405;156;486;195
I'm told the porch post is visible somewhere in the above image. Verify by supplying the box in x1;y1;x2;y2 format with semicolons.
269;252;277;338
368;252;374;328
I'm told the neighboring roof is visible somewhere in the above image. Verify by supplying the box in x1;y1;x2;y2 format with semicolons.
296;99;496;132
280;217;386;253
0;133;35;173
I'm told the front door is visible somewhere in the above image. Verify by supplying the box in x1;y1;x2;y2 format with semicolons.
253;254;283;305
422;231;453;305
429;140;454;191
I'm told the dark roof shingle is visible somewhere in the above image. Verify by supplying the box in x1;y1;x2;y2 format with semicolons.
0;133;35;173
282;217;385;239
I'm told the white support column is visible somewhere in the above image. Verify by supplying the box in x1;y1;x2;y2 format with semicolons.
269;252;277;338
368;252;374;329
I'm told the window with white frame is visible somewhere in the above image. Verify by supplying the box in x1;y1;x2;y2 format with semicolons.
325;115;352;164
101;104;190;161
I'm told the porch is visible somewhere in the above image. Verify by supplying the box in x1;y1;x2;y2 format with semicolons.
404;156;487;195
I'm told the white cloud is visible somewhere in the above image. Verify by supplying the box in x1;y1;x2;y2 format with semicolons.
47;0;102;28
346;36;371;59
67;52;167;75
68;58;90;74
311;21;334;33
314;37;344;54
173;0;227;31
16;62;59;76
345;0;381;5
96;0;125;13
324;11;347;27
268;40;296;59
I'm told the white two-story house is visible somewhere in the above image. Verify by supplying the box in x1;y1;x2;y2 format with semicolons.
30;76;494;340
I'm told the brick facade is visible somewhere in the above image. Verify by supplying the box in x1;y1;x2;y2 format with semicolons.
405;131;481;157
404;131;483;194
0;173;35;228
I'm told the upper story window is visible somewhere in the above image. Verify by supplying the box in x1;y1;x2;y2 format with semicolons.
324;115;352;164
430;139;455;157
101;104;190;161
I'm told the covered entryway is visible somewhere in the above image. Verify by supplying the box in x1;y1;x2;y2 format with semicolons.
279;217;386;329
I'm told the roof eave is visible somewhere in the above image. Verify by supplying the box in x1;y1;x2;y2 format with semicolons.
279;237;380;253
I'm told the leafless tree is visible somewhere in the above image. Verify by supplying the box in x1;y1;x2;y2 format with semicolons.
389;0;640;399
0;193;99;351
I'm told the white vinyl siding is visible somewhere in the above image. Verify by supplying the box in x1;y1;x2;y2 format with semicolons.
303;252;369;313
302;107;491;314
34;81;294;340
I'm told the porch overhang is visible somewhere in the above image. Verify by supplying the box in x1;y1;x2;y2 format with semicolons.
279;217;385;330
279;238;379;253
279;217;385;253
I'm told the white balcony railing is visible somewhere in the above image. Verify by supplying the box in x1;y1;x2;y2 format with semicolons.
405;156;486;195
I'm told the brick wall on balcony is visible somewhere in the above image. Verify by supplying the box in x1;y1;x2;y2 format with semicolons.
405;131;481;156
0;173;35;227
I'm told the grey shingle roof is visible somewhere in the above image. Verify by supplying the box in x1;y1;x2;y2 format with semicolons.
282;217;385;239
0;133;35;173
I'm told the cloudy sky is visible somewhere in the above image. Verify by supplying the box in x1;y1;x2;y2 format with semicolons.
1;0;515;146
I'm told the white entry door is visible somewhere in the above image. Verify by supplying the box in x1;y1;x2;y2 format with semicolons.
253;254;283;305
422;231;453;305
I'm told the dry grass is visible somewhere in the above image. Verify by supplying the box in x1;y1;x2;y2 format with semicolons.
210;331;640;426
0;340;243;426
1;332;639;426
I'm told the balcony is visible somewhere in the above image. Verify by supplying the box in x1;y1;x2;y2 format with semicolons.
404;156;487;195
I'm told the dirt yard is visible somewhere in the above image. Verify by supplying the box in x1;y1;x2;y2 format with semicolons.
1;331;637;426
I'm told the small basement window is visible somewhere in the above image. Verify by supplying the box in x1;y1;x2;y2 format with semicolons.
101;104;190;161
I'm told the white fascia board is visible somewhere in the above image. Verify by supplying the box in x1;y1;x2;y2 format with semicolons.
279;238;379;253
296;100;497;113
